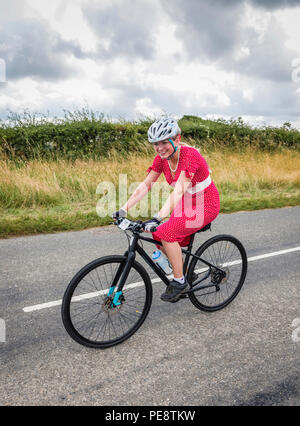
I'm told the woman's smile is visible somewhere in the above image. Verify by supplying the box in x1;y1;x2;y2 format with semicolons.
154;141;174;158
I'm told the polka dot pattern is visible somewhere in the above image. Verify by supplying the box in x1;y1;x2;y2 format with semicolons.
147;146;220;247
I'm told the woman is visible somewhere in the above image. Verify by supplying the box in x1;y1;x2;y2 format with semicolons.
113;117;220;302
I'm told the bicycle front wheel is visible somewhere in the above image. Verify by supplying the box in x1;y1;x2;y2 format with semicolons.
62;255;153;349
187;235;247;312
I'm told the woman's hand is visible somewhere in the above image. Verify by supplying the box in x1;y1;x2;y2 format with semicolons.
142;217;161;233
112;208;127;220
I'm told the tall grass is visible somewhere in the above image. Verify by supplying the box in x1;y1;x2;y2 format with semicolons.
0;149;299;210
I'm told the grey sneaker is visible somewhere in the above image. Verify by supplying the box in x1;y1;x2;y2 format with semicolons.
160;279;188;302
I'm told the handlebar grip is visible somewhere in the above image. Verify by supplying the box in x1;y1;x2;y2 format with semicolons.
149;226;157;233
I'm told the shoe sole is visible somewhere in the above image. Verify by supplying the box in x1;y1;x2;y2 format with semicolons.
160;286;188;303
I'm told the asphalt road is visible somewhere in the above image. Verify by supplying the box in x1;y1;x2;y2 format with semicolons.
0;206;299;406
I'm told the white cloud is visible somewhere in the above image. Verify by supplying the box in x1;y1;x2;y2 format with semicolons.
134;98;164;118
27;0;99;52
243;89;254;102
276;7;300;54
0;0;300;128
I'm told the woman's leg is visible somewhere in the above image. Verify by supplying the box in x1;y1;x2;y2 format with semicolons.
159;245;185;275
161;241;183;278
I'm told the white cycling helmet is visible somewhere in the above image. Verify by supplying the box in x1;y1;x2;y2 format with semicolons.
147;118;181;143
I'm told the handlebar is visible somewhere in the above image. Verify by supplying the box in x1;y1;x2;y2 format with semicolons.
112;217;157;233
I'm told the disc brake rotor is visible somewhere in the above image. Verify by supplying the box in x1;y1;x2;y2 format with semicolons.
101;296;123;316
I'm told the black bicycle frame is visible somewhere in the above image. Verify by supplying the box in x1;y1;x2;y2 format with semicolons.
114;230;225;297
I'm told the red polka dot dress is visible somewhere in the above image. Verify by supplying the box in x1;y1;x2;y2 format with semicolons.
147;146;220;247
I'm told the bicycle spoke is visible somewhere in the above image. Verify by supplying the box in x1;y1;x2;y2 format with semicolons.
63;257;151;347
189;236;247;311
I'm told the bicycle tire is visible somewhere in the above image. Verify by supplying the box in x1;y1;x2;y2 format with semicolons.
62;255;153;349
187;234;247;312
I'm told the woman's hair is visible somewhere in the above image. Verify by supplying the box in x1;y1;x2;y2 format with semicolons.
169;131;193;148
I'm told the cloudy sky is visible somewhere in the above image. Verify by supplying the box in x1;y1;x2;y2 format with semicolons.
0;0;300;128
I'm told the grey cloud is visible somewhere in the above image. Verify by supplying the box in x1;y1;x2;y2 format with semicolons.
153;81;300;123
106;82;300;126
1;66;299;127
249;0;300;10
0;18;85;81
85;65;300;124
222;17;299;82
82;0;160;60
226;84;300;127
97;54;300;122
162;0;299;83
163;0;246;62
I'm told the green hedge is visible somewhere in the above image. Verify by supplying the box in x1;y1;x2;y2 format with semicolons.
180;115;300;151
0;110;299;160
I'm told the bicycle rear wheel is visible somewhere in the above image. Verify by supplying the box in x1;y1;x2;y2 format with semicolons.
62;255;152;348
187;235;247;312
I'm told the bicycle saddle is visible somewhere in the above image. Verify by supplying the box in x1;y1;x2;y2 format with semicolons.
195;223;211;233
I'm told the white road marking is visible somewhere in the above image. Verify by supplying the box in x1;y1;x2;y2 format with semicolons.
23;245;300;313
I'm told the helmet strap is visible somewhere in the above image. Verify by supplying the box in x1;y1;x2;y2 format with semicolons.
167;138;178;160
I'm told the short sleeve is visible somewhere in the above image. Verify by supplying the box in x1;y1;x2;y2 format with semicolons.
146;155;163;175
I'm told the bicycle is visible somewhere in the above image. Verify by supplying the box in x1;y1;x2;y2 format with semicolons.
61;218;248;349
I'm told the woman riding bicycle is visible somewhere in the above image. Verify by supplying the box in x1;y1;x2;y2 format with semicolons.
113;117;220;302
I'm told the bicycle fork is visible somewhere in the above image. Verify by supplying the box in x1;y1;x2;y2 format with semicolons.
106;236;138;307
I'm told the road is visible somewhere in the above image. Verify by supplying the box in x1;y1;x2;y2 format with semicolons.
0;206;299;406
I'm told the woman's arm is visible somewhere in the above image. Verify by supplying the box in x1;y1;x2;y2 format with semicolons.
157;171;194;219
121;169;161;213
